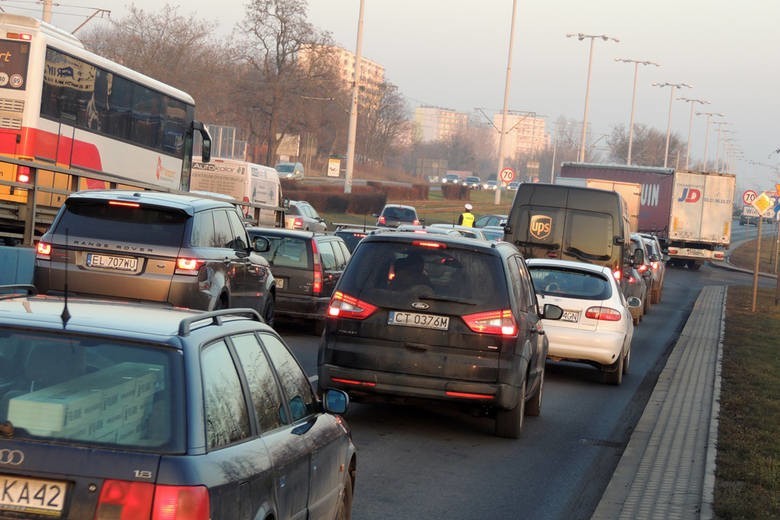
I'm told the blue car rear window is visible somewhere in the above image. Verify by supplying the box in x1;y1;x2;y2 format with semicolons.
0;330;185;453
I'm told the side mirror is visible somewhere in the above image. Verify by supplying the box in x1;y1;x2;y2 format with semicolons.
322;389;349;414
503;224;512;234
192;121;211;163
614;236;625;245
253;236;270;253
542;303;564;320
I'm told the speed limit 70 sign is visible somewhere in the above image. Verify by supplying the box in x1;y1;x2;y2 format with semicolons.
500;167;516;184
742;190;758;205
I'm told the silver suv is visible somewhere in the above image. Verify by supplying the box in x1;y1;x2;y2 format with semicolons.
34;190;276;323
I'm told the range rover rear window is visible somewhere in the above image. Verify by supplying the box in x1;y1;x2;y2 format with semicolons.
54;200;187;246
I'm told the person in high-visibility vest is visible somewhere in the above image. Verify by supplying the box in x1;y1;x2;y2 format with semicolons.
458;203;475;227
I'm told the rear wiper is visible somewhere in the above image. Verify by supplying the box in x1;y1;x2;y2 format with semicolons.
418;295;477;305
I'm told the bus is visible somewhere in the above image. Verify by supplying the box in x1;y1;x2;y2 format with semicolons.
0;13;211;211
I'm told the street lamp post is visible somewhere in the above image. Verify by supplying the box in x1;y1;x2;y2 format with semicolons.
677;97;709;170
696;111;724;171
567;33;619;163
652;82;692;168
713;124;733;172
344;0;365;194
494;0;518;206
614;58;659;165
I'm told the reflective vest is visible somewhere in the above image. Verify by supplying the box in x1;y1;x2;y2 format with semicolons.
460;212;475;227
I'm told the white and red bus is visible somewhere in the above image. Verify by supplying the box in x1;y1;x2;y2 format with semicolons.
0;13;211;208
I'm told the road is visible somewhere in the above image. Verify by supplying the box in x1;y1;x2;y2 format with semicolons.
276;243;772;520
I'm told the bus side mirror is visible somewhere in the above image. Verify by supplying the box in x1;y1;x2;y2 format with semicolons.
193;121;211;163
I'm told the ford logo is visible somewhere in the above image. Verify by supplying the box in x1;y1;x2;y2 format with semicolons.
411;302;430;310
0;449;24;465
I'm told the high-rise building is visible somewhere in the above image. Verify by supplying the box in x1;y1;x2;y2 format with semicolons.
493;112;550;159
413;106;469;143
298;44;385;107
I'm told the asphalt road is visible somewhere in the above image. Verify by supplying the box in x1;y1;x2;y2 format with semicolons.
276;253;770;520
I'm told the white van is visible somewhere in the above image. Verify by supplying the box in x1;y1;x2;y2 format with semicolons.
191;157;283;227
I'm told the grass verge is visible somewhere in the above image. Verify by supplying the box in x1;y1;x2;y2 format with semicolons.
714;252;780;517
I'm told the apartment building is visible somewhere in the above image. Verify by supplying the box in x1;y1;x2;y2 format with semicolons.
413;106;469;143
492;112;550;159
298;44;385;108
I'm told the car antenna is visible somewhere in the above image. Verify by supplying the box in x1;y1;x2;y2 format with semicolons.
60;228;71;328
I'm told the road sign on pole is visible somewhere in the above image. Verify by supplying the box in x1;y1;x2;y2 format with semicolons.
499;167;516;185
742;189;758;205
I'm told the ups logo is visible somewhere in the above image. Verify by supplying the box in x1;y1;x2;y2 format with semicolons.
529;215;552;240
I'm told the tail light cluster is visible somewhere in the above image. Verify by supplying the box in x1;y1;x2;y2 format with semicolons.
16;166;31;183
311;239;322;295
585;306;622;321
612;269;622;282
463;309;517;337
637;263;649;274
95;480;209;520
290;217;304;230
36;241;52;259
712;251;725;261
175;258;205;276
328;291;377;320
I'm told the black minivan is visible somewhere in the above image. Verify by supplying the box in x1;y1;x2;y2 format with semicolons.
504;183;633;285
318;232;563;438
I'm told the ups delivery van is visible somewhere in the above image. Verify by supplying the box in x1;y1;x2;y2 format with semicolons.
504;183;633;280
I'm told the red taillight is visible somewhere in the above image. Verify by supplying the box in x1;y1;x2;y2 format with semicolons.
668;247;678;255
151;485;210;520
463;309;517;336
585;306;622;321
637;264;649;273
651;261;659;270
95;480;155;519
16;166;31;183
36;241;52;259
311;239;322;295
108;200;141;208
412;240;446;249
377;216;386;225
332;377;376;387
327;291;377;320
445;391;493;400
175;258;203;275
712;251;725;260
612;269;621;281
95;481;210;520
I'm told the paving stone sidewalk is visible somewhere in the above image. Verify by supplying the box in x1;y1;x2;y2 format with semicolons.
591;285;725;520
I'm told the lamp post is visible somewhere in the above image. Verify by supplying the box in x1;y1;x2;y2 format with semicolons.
614;58;659;165
696;111;724;171
677;97;708;170
567;33;619;162
344;0;365;194
494;0;519;205
713;124;734;172
652;82;692;168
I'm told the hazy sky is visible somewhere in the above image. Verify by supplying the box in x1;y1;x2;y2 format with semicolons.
25;0;780;193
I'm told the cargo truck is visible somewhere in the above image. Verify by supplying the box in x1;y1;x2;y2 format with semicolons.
559;162;736;270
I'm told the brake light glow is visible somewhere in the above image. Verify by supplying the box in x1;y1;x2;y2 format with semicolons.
6;32;32;41
36;241;52;259
327;291;377;320
412;240;446;249
637;263;649;273
445;390;493;400
16;166;31;183
651;261;659;270
108;200;141;208
312;239;322;295
712;251;725;260
95;480;209;520
585;306;622;321
668;247;679;255
175;258;204;274
612;269;621;281
291;216;304;229
333;377;376;387
463;309;517;336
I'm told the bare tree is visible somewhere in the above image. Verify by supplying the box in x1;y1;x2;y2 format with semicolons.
359;82;410;165
607;123;685;168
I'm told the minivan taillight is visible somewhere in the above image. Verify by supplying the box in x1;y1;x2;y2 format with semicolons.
585;306;622;321
328;291;377;320
95;480;209;520
291;217;304;230
311;240;322;295
36;241;52;259
463;309;517;337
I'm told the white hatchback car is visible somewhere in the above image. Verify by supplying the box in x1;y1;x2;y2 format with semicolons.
526;259;640;385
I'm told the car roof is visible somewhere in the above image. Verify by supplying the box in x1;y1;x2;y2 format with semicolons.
246;227;317;239
66;189;235;213
382;203;416;211
362;230;504;252
0;291;269;344
526;258;612;275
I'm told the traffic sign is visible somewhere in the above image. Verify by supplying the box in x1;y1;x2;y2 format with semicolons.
742;189;758;205
499;167;515;184
751;192;772;215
